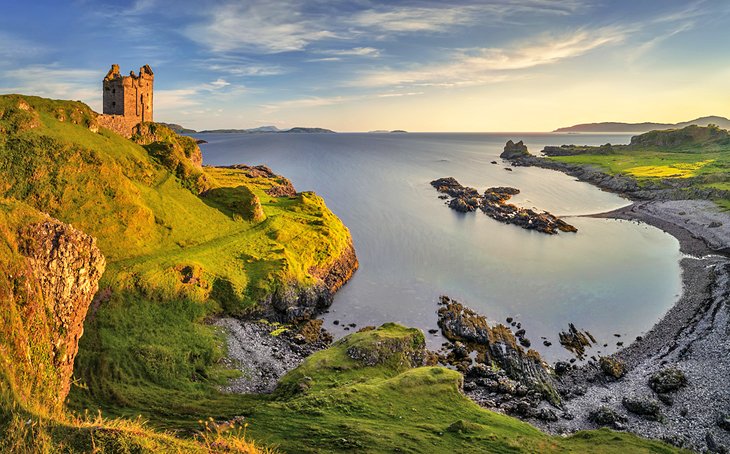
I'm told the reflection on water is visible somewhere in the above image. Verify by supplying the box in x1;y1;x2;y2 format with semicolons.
198;132;682;361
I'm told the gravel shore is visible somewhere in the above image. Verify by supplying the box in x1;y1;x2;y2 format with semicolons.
533;200;730;452
214;318;330;394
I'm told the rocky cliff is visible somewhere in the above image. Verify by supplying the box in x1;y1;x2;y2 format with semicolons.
0;201;105;413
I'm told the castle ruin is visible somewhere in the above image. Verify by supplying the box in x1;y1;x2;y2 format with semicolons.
97;64;154;137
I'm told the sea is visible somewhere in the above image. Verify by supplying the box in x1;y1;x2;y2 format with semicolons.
196;132;683;361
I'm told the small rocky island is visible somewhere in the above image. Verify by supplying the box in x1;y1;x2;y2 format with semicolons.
430;176;577;234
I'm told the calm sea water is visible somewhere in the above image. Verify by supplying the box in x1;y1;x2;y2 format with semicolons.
197;132;682;361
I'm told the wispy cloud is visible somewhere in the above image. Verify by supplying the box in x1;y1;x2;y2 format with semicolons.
185;1;337;53
261;95;356;111
156;78;245;112
0;32;45;61
353;26;626;88
321;47;381;57
349;1;589;33
0;64;99;107
261;90;425;111
185;1;591;55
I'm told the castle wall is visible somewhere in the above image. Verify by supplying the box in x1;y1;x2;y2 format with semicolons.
100;64;154;137
97;114;139;138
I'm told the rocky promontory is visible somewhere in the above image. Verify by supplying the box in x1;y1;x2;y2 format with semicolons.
431;177;577;234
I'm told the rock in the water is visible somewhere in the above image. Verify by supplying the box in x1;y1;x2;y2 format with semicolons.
622;395;662;421
558;323;596;360
649;368;687;393
500;140;530;160
430;177;577;235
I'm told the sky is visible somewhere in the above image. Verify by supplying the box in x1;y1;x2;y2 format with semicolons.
0;0;729;132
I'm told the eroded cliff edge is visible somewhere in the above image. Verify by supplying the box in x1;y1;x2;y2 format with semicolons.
0;200;105;414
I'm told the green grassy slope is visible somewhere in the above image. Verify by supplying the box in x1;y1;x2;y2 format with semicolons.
547;125;730;207
0;94;352;423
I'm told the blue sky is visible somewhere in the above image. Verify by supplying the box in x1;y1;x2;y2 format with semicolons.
1;0;729;131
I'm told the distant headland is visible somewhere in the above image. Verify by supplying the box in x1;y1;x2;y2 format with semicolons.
554;115;730;133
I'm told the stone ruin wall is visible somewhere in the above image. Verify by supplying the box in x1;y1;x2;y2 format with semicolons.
99;64;153;138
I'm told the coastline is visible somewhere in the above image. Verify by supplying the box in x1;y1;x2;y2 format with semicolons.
508;159;730;451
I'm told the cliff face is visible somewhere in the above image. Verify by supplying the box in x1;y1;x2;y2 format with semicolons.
263;239;359;322
0;202;105;413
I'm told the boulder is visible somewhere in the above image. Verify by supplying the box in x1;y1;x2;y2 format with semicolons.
589;406;628;430
622;395;662;421
649;368;687;393
599;357;625;379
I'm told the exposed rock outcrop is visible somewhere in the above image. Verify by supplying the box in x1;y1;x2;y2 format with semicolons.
17;219;106;403
436;296;560;406
0;203;105;413
431;177;577;234
500;140;529;160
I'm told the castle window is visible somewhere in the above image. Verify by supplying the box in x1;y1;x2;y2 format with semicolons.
112;102;116;107
112;88;116;94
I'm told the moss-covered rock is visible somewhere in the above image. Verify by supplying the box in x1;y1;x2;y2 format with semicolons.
599;356;626;379
649;368;687;393
437;296;560;405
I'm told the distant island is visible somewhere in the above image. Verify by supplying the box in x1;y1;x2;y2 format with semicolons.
158;124;336;134
369;129;408;133
554;115;730;133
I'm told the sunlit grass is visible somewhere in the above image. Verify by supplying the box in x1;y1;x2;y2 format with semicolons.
625;159;714;178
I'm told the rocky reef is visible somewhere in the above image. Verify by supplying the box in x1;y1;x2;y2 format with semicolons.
430;177;577;234
435;296;561;417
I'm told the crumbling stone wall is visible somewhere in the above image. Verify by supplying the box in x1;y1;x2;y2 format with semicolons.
100;64;153;137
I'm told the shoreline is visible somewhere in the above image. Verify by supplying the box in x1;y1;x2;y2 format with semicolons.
508;156;730;451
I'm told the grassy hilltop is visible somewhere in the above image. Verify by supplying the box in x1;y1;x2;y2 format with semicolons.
0;95;684;452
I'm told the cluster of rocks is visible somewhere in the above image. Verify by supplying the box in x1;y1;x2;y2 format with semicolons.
434;296;562;420
430;177;577;235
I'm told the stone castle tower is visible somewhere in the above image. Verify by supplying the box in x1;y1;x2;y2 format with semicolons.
97;64;154;137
